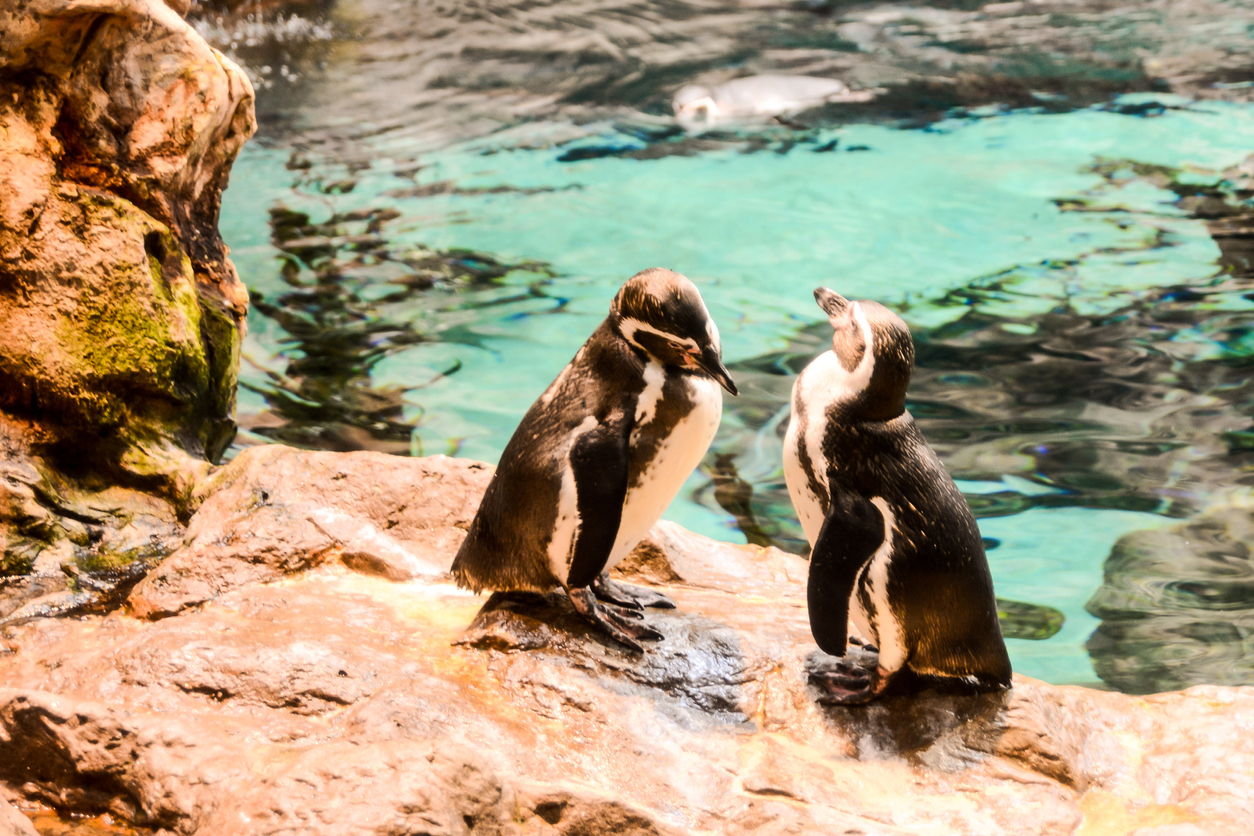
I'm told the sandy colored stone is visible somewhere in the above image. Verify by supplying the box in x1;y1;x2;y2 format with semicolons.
0;450;1250;834
0;799;36;836
128;444;494;618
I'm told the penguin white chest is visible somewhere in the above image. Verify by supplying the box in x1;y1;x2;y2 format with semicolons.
783;351;852;546
608;368;723;566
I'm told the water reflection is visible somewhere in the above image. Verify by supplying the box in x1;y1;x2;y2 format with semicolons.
202;0;1254;691
245;199;554;453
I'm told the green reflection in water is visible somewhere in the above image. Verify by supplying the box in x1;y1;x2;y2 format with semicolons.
220;100;1254;688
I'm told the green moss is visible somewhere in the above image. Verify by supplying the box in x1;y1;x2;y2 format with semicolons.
0;537;40;576
199;288;241;420
50;203;211;427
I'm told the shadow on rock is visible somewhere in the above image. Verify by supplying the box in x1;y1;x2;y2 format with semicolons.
458;591;750;718
806;649;1011;771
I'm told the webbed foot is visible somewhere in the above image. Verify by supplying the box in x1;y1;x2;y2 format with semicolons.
849;634;879;652
810;661;892;706
569;586;664;652
591;571;675;610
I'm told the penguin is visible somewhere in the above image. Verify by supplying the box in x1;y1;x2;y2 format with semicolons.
782;287;1011;704
672;75;876;127
452;268;738;651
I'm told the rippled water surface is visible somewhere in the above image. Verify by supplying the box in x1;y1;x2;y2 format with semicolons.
208;0;1254;691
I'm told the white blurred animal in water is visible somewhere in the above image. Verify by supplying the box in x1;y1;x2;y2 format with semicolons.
673;75;876;127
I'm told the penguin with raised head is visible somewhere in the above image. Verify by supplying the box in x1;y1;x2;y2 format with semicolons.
783;288;1011;704
452;268;738;651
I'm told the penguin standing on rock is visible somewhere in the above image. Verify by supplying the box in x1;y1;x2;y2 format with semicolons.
452;268;738;651
783;288;1011;704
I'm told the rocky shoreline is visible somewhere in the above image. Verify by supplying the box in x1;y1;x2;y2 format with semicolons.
0;446;1250;835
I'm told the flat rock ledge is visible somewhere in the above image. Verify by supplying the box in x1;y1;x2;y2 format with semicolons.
0;446;1250;835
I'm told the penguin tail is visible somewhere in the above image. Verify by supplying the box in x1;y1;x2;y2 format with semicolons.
449;551;487;593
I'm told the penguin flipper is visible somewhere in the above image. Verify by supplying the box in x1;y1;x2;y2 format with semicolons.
808;489;885;657
564;418;632;590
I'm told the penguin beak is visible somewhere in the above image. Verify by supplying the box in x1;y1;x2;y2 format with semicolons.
696;346;738;396
814;287;849;317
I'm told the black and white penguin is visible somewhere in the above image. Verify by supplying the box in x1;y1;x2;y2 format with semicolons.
783;287;1011;704
452;268;737;651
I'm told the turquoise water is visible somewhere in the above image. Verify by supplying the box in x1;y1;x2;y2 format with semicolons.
221;99;1254;687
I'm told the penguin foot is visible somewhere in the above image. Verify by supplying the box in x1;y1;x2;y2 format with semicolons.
569;586;664;652
810;662;891;706
591;572;676;610
848;634;879;652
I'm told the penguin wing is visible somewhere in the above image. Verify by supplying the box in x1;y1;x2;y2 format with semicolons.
563;415;633;589
808;489;885;656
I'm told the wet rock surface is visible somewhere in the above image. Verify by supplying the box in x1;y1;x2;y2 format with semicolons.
0;447;1250;834
0;0;255;603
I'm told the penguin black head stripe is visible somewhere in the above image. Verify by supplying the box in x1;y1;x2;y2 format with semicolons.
452;268;736;652
784;287;1010;705
814;287;912;422
611;268;737;396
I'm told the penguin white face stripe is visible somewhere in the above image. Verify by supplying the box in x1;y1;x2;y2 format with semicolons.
847;302;876;388
796;302;877;498
703;301;721;353
633;359;666;433
547;415;598;581
864;496;906;673
619;317;700;353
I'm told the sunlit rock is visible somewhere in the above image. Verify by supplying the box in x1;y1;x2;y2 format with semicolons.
128;444;493;619
0;447;1250;834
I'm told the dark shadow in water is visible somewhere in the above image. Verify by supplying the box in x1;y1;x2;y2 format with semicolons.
713;154;1254;541
1086;506;1254;693
245;200;554;454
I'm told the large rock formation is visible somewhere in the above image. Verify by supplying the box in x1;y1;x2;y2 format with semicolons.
0;1;254;608
0;446;1250;835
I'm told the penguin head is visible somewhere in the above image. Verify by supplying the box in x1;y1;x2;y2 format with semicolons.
673;84;717;122
814;287;913;420
611;268;738;395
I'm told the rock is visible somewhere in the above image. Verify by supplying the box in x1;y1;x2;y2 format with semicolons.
0;453;1250;834
1086;505;1254;694
0;799;36;836
0;0;255;574
128;444;494;618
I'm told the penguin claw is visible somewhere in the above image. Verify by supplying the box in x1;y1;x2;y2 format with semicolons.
809;662;890;706
568;586;664;652
591;572;677;610
848;635;879;652
604;602;644;620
